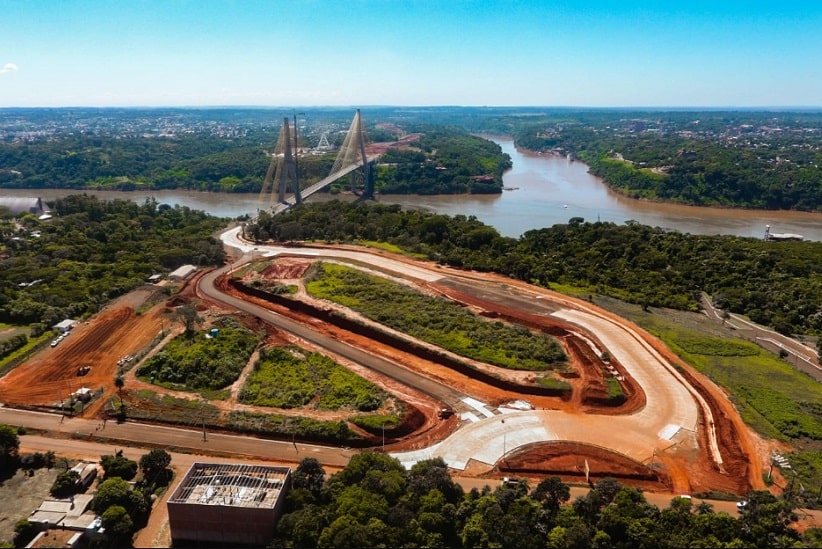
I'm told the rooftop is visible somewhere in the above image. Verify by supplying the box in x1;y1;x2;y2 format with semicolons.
167;463;289;510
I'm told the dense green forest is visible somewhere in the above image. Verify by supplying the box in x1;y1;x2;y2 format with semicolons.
4;107;820;209
373;127;511;194
0;194;226;328
247;201;822;337
0;109;509;196
273;453;817;548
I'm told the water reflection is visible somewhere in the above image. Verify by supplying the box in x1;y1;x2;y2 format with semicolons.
4;137;820;241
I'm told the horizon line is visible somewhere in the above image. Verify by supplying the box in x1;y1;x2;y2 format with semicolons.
2;104;822;112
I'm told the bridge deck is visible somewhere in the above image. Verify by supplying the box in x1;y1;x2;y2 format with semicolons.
269;156;375;214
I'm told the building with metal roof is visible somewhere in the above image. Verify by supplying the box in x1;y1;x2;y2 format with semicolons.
0;196;45;216
167;462;291;546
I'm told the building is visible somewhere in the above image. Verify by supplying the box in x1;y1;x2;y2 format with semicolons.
0;197;46;217
168;264;197;280
167;462;291;546
52;319;76;333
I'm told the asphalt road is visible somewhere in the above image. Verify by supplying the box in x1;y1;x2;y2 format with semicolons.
199;264;467;409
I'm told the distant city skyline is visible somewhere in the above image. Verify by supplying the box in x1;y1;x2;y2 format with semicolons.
1;0;820;108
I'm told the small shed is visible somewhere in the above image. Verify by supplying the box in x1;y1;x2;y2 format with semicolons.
169;265;197;280
53;319;76;333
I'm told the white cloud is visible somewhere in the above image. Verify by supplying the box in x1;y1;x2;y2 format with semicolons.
1;63;19;74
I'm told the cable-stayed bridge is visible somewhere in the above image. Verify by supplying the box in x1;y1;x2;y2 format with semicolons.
259;109;377;215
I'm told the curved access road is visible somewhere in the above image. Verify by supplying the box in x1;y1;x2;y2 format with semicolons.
218;227;717;474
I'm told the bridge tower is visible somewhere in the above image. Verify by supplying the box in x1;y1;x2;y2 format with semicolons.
331;109;374;198
259;117;300;207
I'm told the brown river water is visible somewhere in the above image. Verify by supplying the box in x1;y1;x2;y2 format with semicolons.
4;137;820;241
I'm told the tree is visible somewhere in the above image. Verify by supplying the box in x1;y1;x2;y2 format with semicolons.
13;519;38;547
101;504;134;540
532;476;571;516
0;423;20;475
139;448;172;487
175;302;202;334
91;477;132;513
114;374;125;404
50;470;81;498
293;457;326;496
101;451;138;480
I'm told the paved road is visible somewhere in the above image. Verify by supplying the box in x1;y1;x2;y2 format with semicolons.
218;228;709;474
199;264;467;409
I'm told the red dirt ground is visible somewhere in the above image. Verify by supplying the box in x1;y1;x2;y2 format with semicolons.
0;286;171;417
0;249;762;496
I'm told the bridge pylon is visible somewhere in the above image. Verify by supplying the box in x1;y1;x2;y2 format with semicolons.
262;109;376;214
259;117;300;208
331;109;374;198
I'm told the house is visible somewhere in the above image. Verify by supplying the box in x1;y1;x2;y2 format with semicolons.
26;492;102;546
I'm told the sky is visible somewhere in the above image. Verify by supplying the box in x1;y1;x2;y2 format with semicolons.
1;0;820;108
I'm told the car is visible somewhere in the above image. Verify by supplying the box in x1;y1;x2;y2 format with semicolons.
50;340;59;347
736;500;748;512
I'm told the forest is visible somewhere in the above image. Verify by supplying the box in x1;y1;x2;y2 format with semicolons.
373;127;511;194
272;453;817;549
3;107;820;210
0;109;510;196
246;200;822;338
0;194;226;328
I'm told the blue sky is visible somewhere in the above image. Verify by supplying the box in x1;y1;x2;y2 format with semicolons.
1;0;820;108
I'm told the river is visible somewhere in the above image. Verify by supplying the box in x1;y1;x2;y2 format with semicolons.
4;137;821;241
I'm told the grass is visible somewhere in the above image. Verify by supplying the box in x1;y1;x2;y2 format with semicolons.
239;345;388;411
590;293;822;494
112;390;222;426
0;331;51;377
136;324;260;391
227;410;360;444
357;240;427;259
306;262;567;371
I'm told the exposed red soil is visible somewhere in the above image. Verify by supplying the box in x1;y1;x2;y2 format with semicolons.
0;247;762;495
0;286;171;417
495;442;672;492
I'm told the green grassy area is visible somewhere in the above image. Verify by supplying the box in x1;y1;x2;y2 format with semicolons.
306;262;567;371
112;390;221;426
350;413;403;432
593;295;822;496
227;410;360;444
0;330;52;377
136;322;260;392
357;240;428;259
239;345;388;411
